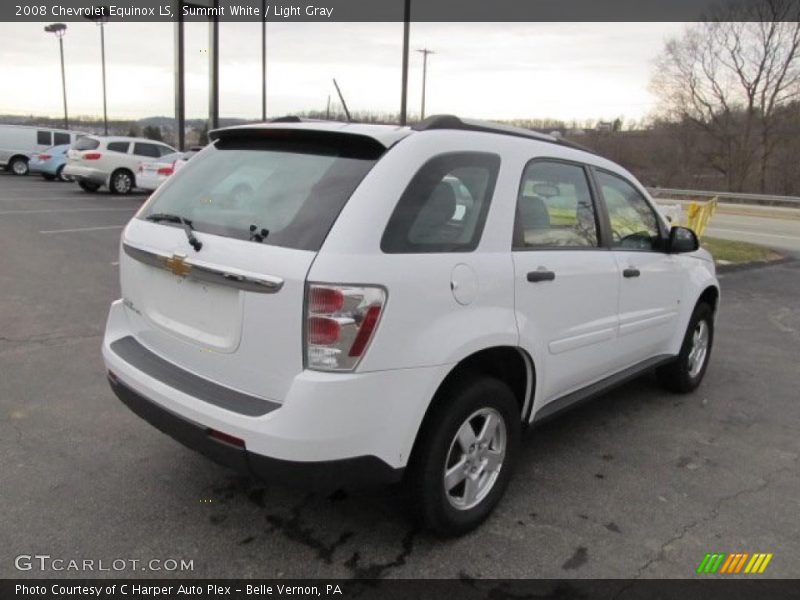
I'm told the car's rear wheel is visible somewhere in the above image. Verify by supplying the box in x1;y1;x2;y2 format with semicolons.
110;169;134;195
407;375;520;536
656;302;714;393
10;157;28;176
78;181;100;193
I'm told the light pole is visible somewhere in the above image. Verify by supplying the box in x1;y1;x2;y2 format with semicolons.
85;9;109;135
44;23;69;130
416;48;434;120
400;0;410;125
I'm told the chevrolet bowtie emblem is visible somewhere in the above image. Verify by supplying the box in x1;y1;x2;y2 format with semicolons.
163;253;192;277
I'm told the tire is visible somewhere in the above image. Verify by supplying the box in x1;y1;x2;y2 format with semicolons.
656;302;714;393
78;181;100;193
56;165;71;182
110;169;134;195
406;374;521;536
9;156;28;176
42;174;56;181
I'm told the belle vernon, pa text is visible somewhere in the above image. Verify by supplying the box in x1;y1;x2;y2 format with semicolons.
16;584;344;597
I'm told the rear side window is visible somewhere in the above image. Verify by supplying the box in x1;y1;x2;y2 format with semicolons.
54;132;70;145
37;131;52;145
134;143;160;158
381;152;500;253
107;142;130;153
514;160;599;249
139;132;383;252
73;137;100;151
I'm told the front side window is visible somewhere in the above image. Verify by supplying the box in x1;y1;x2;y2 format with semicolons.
514;160;599;249
140;134;382;252
597;170;661;251
381;152;500;253
37;131;51;145
107;142;130;154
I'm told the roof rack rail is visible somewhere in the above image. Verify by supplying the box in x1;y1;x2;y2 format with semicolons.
411;114;595;154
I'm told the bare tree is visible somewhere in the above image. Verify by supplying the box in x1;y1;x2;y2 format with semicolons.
652;0;800;191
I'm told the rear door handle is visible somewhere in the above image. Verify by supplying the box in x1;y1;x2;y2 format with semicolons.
527;270;556;283
623;268;641;278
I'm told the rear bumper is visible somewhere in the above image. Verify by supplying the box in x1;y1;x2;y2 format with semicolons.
63;164;107;185
103;299;448;489
109;374;402;490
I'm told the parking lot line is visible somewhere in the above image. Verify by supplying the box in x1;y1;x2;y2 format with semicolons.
40;225;125;234
0;207;135;216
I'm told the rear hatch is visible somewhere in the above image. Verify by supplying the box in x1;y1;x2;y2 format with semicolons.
67;136;101;164
119;128;386;403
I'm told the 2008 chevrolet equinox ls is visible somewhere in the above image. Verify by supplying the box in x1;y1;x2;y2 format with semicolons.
103;115;719;535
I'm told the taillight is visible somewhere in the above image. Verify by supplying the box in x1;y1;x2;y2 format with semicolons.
305;284;386;372
83;152;102;160
157;166;174;176
38;154;52;160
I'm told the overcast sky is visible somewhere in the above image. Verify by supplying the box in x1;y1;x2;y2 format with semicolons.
0;22;686;122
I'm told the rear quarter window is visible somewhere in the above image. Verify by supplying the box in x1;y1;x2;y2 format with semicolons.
381;152;501;253
53;132;70;145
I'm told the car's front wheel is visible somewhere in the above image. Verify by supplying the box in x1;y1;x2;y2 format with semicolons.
110;169;134;195
407;375;520;536
656;302;714;393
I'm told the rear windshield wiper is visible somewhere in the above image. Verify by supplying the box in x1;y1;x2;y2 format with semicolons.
145;213;203;252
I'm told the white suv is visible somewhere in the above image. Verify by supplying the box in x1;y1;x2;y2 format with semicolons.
102;116;719;535
64;135;177;194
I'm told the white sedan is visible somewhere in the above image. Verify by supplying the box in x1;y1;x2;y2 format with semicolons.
135;151;195;192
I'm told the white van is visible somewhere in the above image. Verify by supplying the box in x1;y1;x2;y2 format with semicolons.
0;124;83;176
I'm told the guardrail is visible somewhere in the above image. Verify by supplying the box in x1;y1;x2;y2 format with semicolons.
647;187;800;208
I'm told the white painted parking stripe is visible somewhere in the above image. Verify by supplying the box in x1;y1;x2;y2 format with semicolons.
40;225;125;234
0;207;135;216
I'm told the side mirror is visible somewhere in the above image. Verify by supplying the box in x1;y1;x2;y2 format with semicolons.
669;226;699;253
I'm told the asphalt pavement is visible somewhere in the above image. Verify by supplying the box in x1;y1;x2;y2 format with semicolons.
2;172;799;579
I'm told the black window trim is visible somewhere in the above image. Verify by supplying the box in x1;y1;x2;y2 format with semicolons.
512;157;610;252
380;150;502;255
591;166;669;254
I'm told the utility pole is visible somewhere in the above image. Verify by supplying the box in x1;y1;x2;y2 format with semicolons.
261;0;267;121
332;78;351;122
417;48;434;121
85;8;109;135
399;0;410;125
44;23;69;130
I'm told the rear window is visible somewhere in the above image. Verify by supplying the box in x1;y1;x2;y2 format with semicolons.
73;137;100;151
139;132;383;252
